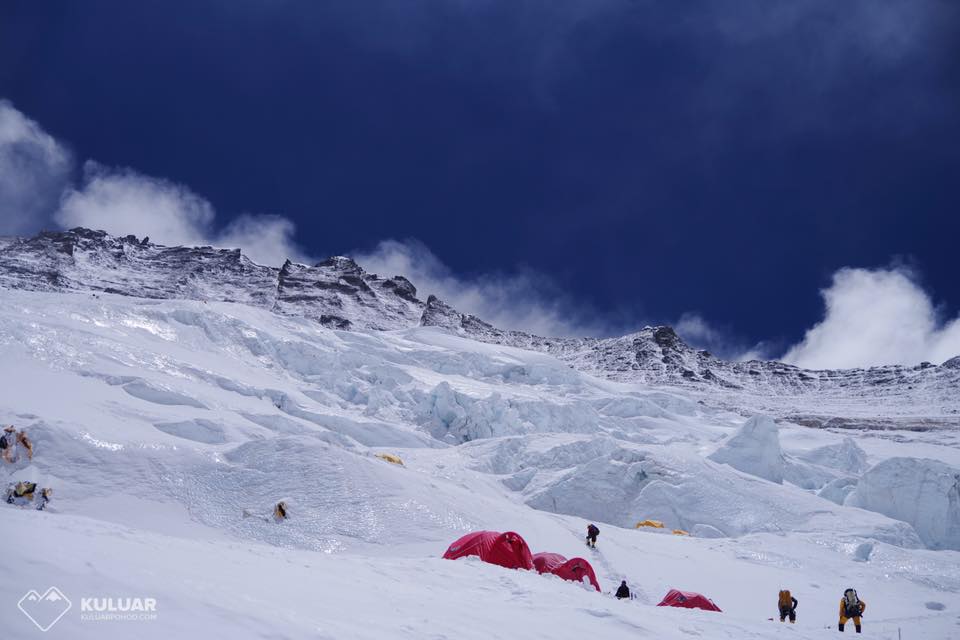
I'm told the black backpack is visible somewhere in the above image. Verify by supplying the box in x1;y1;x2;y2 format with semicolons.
0;434;7;450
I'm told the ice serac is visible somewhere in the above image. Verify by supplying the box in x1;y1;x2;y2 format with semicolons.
846;457;960;551
708;415;785;484
472;434;920;545
797;437;869;475
818;477;859;506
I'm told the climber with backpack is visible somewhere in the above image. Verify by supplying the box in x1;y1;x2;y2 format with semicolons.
242;500;290;523
0;426;15;462
5;481;52;510
1;426;33;464
586;523;600;549
838;588;866;633
778;589;798;623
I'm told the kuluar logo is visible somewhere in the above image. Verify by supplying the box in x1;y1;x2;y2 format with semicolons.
18;587;72;632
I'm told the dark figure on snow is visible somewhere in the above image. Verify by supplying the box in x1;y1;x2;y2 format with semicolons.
615;581;630;600
586;523;599;548
838;588;866;633
5;481;52;510
1;426;33;464
778;589;798;623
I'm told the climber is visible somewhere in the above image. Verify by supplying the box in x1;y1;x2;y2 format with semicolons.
615;580;631;600
5;482;52;510
838;588;866;633
1;426;33;463
0;426;15;462
17;430;33;460
586;523;600;548
242;500;289;523
778;589;798;623
273;501;288;522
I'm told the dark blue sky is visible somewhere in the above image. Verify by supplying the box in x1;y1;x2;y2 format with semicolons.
2;1;959;350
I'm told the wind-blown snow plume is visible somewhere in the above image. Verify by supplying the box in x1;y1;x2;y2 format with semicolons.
0;100;307;267
56;162;216;247
783;267;960;369
56;162;307;267
353;238;622;337
1;102;612;336
0;100;72;234
218;214;303;267
674;312;771;362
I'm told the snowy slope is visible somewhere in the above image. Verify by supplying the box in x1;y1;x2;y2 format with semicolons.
2;289;959;639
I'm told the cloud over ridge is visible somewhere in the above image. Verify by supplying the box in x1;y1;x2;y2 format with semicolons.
353;238;621;338
0;100;72;235
1;101;307;267
783;267;960;369
56;161;307;267
2;99;959;368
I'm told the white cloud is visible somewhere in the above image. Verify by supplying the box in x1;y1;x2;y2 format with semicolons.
674;313;722;346
354;239;619;337
783;267;960;369
0;101;306;266
54;162;307;267
0;100;72;234
674;312;771;362
218;214;304;267
7;102;958;363
57;162;215;246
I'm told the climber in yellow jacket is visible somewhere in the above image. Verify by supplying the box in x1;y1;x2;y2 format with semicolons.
838;588;866;633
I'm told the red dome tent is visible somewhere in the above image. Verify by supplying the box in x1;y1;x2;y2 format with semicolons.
532;552;601;591
657;589;722;612
442;531;534;570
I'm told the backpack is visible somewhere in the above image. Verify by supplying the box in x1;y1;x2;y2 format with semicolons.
0;434;7;450
14;481;36;497
588;524;599;536
778;590;793;608
843;589;861;616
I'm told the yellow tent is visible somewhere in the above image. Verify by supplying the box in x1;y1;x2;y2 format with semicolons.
672;529;690;536
375;453;404;466
635;519;665;529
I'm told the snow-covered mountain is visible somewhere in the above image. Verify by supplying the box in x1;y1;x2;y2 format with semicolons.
2;228;958;639
3;228;958;426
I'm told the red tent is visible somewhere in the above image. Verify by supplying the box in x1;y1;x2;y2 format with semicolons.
532;552;567;573
532;552;601;592
442;531;534;570
657;589;722;612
